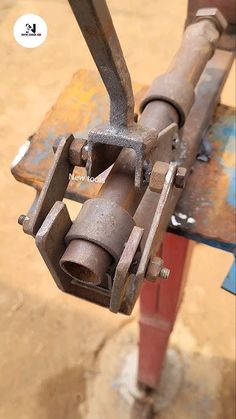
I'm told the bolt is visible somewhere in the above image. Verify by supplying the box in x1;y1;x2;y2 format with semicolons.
175;166;187;189
146;257;170;281
195;8;227;34
149;161;170;193
18;214;26;226
159;267;170;279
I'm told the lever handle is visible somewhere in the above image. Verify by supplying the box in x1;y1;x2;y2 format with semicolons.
68;0;135;128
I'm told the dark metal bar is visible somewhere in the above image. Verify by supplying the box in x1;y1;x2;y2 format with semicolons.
68;0;134;128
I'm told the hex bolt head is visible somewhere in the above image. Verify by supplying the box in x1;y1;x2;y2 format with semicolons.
149;161;170;193
175;166;187;189
195;8;227;34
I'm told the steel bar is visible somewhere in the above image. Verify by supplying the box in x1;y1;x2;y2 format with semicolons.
68;0;134;128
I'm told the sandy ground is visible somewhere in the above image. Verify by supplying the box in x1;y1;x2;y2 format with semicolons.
0;1;235;418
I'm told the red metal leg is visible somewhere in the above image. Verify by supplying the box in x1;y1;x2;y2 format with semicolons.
138;232;190;388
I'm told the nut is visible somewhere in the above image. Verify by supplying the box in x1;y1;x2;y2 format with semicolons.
146;257;164;281
175;166;187;189
149;161;170;193
69;139;86;166
195;8;227;34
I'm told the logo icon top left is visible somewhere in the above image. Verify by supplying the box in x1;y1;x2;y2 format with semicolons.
13;14;47;48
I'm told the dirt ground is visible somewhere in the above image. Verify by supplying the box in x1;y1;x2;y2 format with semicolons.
0;1;235;418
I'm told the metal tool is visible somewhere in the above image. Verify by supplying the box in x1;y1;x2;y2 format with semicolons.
18;1;231;314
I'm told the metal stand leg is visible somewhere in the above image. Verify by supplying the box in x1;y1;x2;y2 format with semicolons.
138;233;190;388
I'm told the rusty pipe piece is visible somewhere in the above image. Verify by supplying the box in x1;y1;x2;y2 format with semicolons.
59;148;140;285
60;240;112;285
97;148;143;214
140;10;226;126
60;198;135;284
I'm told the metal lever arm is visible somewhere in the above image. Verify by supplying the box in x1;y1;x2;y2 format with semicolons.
68;0;135;128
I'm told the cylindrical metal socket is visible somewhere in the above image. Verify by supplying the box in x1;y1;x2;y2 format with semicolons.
60;239;112;285
65;198;135;262
60;197;135;286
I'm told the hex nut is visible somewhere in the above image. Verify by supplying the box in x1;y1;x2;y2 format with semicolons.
195;8;227;34
69;139;86;167
146;257;164;281
175;166;187;189
149;161;170;193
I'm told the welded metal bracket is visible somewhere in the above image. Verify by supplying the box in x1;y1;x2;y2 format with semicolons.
119;162;180;314
87;124;158;188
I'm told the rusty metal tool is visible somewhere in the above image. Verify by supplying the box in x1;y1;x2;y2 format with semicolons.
17;2;232;314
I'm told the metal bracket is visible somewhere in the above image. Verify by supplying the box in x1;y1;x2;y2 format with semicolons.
120;162;178;314
87;124;158;188
22;135;74;237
